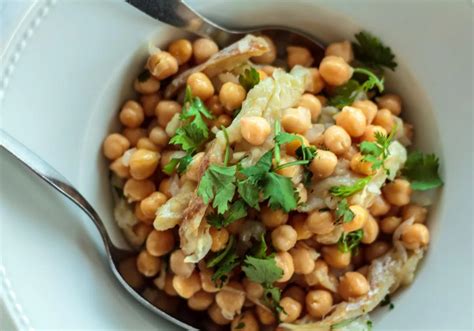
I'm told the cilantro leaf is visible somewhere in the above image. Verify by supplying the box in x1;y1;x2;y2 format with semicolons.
237;178;261;209
335;198;355;224
274;129;317;163
329;176;372;198
207;200;248;229
352;31;397;71
198;165;237;214
163;154;193;175
242;255;283;285
360;128;397;173
296;144;317;162
207;236;239;286
381;294;395;310
240;150;273;179
402;151;443;190
263;286;282;312
337;229;364;254
249;233;268;259
353;67;384;93
274;131;300;145
263;172;299;212
239;67;260;92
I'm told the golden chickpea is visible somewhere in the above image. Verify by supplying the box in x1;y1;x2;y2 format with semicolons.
383;179;412;206
200;270;220;293
173;271;202;299
188;290;213;311
123;178;155;202
275;156;303;178
380;216;401;234
361;215;379;244
282;107;312;134
325;40;354;63
146;229;175;257
140;93;161;117
361;125;387;143
136;138;159;152
401;223;430;250
287;46;314;68
336;106;367;137
210;227;230;252
402;204;428;223
256;305;276;325
306;210;335;235
322;245;351;269
208;303;232;325
170;249;195;277
119;100;145;129
130;223;153;247
285;135;309;156
148;126;169;147
272;225;298;251
279;297;302;323
193;38;219;64
289;213;312;240
118;257;145;289
310;150;338;178
319;56;353;86
365;241;390;262
155;100;181;128
205;95;224;116
257;69;268;80
352;100;378;124
187;72;215;101
123;128;147;147
305;68;326;94
103;133;130;160
252;35;277;64
136;250;161;277
168;39;193;65
184;152;205;182
338;271;370;300
304;259;328;286
134;72;160;94
110;156;130;178
243;278;264;299
240;116;271;145
350;152;375;176
231;312;258;331
261;65;276;76
146;51;178;80
372;108;394;133
216;281;246;318
261;206;289;228
275;251;294;282
219;82;246;111
158;177;173;198
305;290;333;318
135;202;153;224
140;191;167;219
298;93;322;121
376;94;402;116
323;125;352;155
164;273;178;296
369;195;391;216
290;246;316;275
343;205;368;233
283;286;305;304
214;114;232;128
129;149;160;180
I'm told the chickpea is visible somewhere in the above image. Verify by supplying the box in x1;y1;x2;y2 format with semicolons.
261;65;276;76
140;93;161;117
382;179;412;206
110;156;130;178
402;204;428;223
231;312;258;331
103;133;130;160
401;223;430;250
148;126;169;147
119;100;145;129
136;138;159;152
275;156;303;179
316;95;328;106
252;35;277;64
275;251;294;282
279;297;302;323
123;128;147;147
257;69;268;80
369;195;391;216
351;100;377;123
338;271;370;300
193;38;219;64
256;305;276;325
290;246;316;275
376;94;402;116
173;273;202;299
136;250;161;277
365;241;390;262
336;106;367;138
216;281;246;317
146;229;175;257
304;259;328;286
140;191;167;219
213;114;232;128
200;270;220;293
298;93;322;121
205;95;224;116
272;225;298;251
134;72;160;95
372;108;394;133
283;286;305;304
261;206;289;228
209;304;232;325
350;152;375;176
240;116;271;145
129;223;153;247
305;290;333;318
243;278;264;299
188;290;213;311
305;68;326;94
285;135;309;156
319;56;353;86
129;149;160;180
287;46;314;68
325;40;354;63
342;205;368;233
289;213;312;240
322;245;351;269
168;39;193;65
164;273;178;296
380;216;401;234
361;125;387;143
123;178;155;202
306;210;335;235
184;152;205;182
146;51;178;80
210;227;230;252
219;82;246;111
361;215;379;244
309;150;338;178
323;125;352;155
282;107;312;134
187;72;215;101
118;257;145;289
155;100;181;128
158;177;173;198
170;249;195;277
135;202;153;224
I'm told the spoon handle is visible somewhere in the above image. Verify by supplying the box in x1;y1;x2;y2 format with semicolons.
126;0;241;46
0;129;115;254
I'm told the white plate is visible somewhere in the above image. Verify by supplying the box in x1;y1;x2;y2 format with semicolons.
0;0;472;330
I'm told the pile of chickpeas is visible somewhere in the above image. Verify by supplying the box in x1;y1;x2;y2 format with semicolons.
103;35;431;331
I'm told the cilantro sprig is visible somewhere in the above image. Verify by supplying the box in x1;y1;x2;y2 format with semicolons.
402;151;443;190
360;127;397;173
163;154;193;175
335;198;355;224
198;164;237;214
338;229;364;254
352;31;397;71
329;176;372;198
206;200;247;229
239;67;260;92
207;236;239;286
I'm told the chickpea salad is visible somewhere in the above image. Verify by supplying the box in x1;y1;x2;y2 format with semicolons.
103;32;443;331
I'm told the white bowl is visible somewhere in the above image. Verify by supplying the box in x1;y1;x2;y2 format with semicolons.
1;0;472;330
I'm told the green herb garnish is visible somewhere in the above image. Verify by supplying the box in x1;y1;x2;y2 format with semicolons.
338;229;364;254
353;31;397;71
207;236;239;286
163;154;193;175
329;176;372;198
206;200;247;229
381;294;395;310
335;198;355;224
239;67;260;91
198;164;237;214
402;151;443;190
360;127;397;172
